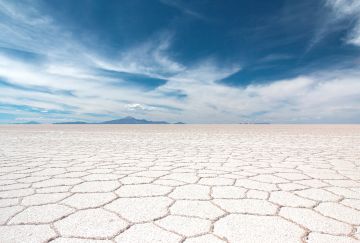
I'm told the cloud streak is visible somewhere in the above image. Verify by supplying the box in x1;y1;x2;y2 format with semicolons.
159;0;208;21
322;0;360;46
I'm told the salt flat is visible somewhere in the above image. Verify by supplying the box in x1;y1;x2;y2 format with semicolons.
0;125;359;243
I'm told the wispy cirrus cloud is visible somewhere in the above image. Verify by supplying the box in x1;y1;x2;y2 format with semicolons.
92;32;183;74
325;0;360;46
311;0;360;48
158;0;208;21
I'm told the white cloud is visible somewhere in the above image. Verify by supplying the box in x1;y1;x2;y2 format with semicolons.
325;0;360;46
125;103;155;112
246;72;360;123
326;0;360;16
89;32;185;78
348;24;360;46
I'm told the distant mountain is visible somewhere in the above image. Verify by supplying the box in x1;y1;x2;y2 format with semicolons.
100;116;169;124
174;122;185;124
239;122;270;124
14;121;40;124
52;116;182;124
53;121;88;124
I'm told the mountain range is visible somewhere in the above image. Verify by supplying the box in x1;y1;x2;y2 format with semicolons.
53;116;185;124
12;121;41;124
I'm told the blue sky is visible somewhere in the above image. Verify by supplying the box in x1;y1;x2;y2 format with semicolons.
0;0;360;123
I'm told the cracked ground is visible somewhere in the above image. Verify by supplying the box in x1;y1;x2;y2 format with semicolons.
0;125;360;243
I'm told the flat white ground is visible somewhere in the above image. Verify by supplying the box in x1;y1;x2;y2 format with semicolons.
0;125;360;243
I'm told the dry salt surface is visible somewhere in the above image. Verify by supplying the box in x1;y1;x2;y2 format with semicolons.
0;124;360;243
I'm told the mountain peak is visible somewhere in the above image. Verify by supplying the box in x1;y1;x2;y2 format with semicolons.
13;121;40;124
52;116;184;124
100;116;169;124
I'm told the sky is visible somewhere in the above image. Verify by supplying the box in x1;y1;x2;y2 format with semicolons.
0;0;360;124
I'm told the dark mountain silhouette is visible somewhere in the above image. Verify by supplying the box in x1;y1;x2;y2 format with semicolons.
100;116;169;124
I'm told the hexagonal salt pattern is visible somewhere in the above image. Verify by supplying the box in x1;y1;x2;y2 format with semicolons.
0;124;360;242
